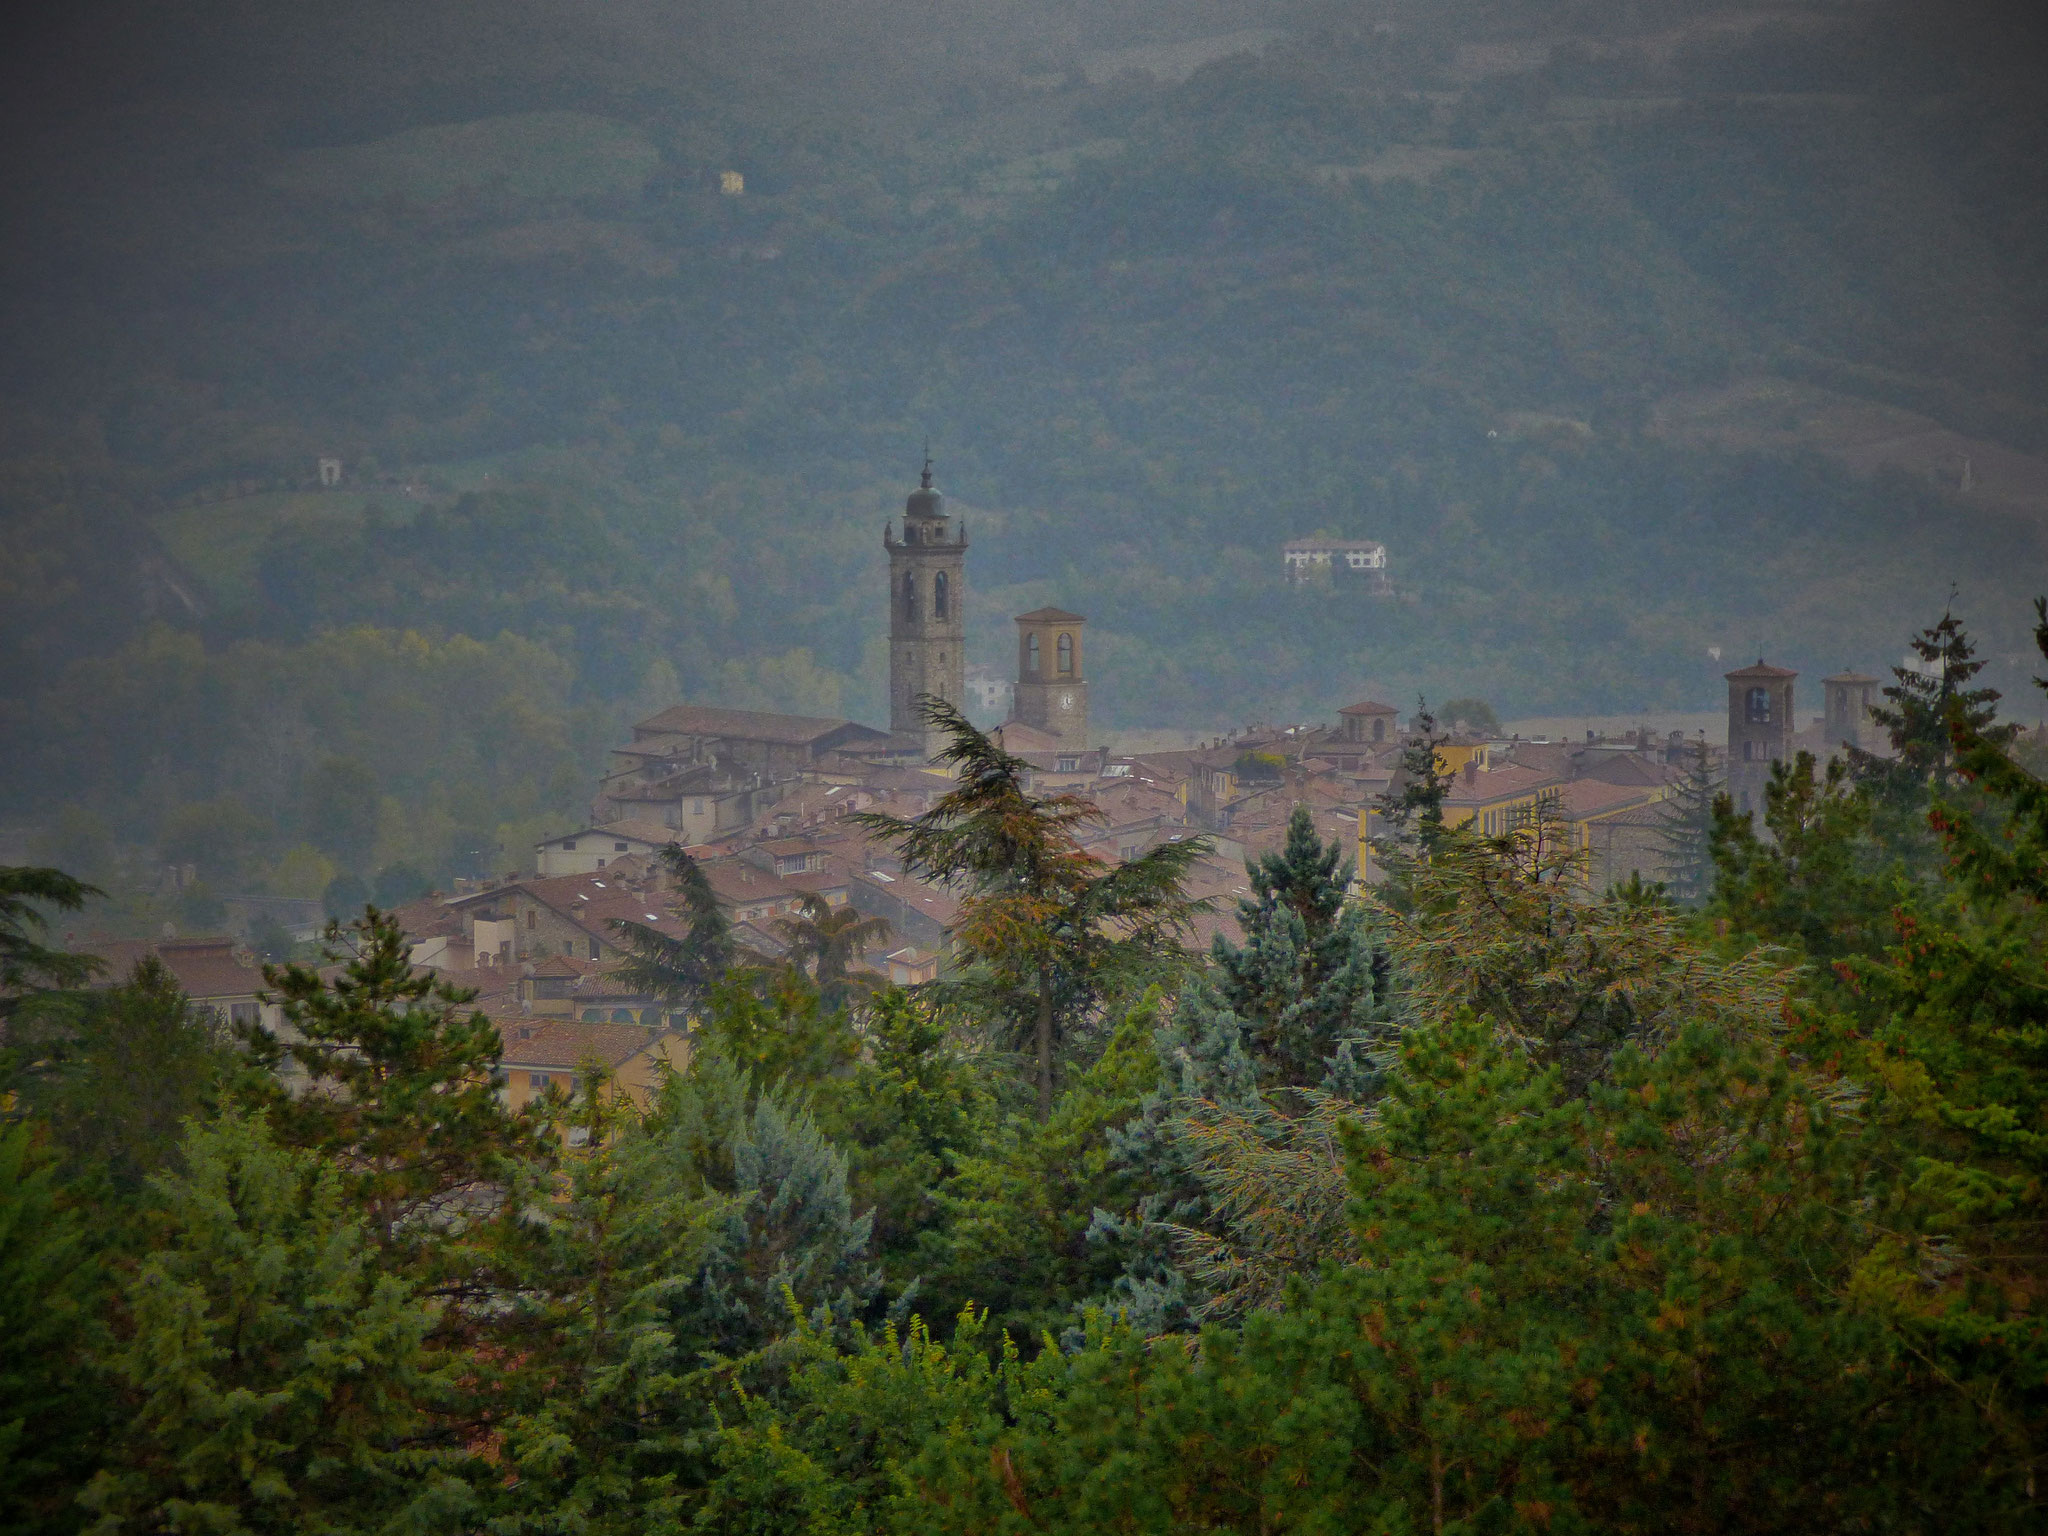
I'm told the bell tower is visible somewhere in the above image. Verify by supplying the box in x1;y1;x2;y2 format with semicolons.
884;455;967;756
1725;659;1797;819
1014;607;1088;746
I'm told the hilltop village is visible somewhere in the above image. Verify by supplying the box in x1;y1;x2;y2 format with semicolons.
88;464;1893;1093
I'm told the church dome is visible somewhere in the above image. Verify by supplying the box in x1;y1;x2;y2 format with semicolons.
904;456;944;519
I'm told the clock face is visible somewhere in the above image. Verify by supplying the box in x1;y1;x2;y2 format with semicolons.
1060;691;1074;709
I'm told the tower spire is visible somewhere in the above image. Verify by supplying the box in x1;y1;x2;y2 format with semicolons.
920;443;934;490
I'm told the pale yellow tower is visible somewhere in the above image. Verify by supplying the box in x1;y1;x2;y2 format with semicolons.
1013;607;1088;746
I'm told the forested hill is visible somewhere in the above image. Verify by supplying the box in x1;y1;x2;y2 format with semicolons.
3;0;2046;893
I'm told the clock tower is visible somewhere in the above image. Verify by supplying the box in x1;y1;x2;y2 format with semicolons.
1013;607;1088;746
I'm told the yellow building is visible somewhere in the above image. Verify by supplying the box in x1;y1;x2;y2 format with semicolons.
498;1020;690;1115
1360;756;1678;890
1441;761;1556;834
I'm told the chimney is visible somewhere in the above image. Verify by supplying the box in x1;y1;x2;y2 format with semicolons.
1462;760;1477;786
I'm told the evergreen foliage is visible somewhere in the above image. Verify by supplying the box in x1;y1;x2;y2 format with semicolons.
607;845;743;1012
922;998;1161;1346
0;1125;102;1536
244;907;541;1253
1099;808;1389;1329
80;1111;478;1535
1651;736;1720;907
1709;750;1901;969
769;895;892;1014
691;971;859;1090
482;1076;735;1535
640;1054;881;1358
1210;805;1385;1087
5;956;238;1201
857;698;1211;1119
810;990;994;1296
1864;603;2016;797
18;606;2048;1531
1370;701;1454;902
0;867;102;1008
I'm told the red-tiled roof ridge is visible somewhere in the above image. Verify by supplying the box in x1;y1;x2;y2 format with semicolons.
500;1021;669;1070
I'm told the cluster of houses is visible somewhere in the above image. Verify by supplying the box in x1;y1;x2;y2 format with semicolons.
82;650;1891;1120
60;467;1896;1117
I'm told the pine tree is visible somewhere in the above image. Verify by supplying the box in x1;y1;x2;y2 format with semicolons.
1707;750;1899;969
857;697;1211;1119
13;956;237;1201
1210;805;1386;1084
0;1126;103;1536
922;995;1165;1347
811;989;994;1295
481;1072;734;1535
0;866;101;1014
80;1111;477;1535
1836;594;2048;1502
1369;700;1454;906
640;1053;881;1357
245;907;543;1251
1651;736;1720;907
1098;809;1391;1329
1863;602;2013;795
607;844;744;1012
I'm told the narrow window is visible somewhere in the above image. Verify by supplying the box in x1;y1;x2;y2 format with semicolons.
933;570;949;619
525;909;536;930
1057;633;1074;674
1373;718;1385;743
1026;634;1041;675
902;570;918;622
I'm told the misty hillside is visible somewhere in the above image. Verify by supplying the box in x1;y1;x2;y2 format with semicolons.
3;0;2046;883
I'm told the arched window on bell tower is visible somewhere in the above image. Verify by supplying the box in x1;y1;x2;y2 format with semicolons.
902;570;919;623
1056;633;1073;675
1026;634;1041;674
933;570;949;619
1746;687;1771;723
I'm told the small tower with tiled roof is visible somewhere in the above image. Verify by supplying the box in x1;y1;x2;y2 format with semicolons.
1823;671;1881;755
1726;659;1798;817
1338;698;1400;746
1013;606;1088;746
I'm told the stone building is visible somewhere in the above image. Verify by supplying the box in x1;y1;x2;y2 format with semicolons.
884;457;967;756
1012;607;1089;746
1725;659;1798;817
1822;672;1882;754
